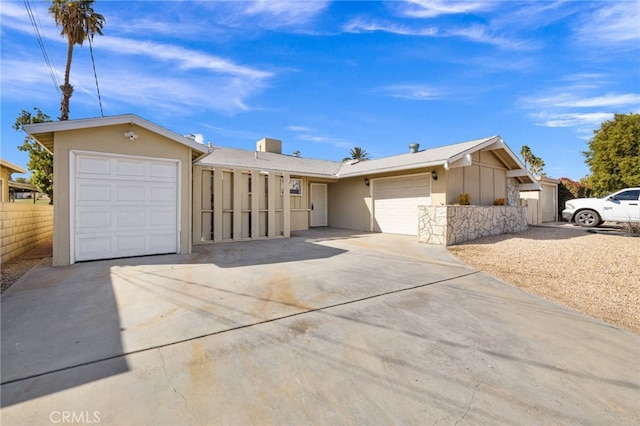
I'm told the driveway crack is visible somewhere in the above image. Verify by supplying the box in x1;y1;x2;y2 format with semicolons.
158;348;197;422
455;382;479;425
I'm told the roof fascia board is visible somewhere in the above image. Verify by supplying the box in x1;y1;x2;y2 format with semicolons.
444;136;500;167
337;160;445;178
197;163;338;180
23;114;208;155
444;153;472;170
0;159;27;174
520;182;542;191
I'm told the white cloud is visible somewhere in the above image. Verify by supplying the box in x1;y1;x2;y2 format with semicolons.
534;112;614;128
343;19;437;36
240;0;330;27
286;125;313;132
398;0;493;18
343;19;533;50
378;84;444;101
576;2;640;47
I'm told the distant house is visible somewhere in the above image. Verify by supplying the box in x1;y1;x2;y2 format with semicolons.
0;159;38;202
24;114;540;266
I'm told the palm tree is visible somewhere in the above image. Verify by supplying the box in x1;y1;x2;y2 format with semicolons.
343;146;370;162
49;0;105;121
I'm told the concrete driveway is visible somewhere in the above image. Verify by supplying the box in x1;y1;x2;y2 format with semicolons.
1;229;638;425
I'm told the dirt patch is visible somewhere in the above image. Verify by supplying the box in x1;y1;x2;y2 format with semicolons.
448;226;640;334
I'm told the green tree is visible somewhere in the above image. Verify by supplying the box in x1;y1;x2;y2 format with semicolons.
583;113;640;196
49;0;105;121
343;147;370;162
14;177;29;183
13;108;54;204
519;145;545;176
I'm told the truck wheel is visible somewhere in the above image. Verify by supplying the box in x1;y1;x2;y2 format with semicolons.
575;209;601;227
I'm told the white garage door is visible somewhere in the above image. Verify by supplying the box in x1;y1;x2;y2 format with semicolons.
373;174;431;236
72;152;179;262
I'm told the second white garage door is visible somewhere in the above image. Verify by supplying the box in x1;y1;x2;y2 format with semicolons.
372;174;431;236
72;151;179;263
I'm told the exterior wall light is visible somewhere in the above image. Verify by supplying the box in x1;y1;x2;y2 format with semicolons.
124;131;138;141
431;170;438;180
364;177;370;186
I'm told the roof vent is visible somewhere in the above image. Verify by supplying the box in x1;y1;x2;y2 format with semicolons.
292;150;300;157
409;143;420;153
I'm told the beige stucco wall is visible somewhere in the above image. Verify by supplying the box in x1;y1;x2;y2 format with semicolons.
1;203;53;264
328;167;446;231
328;176;372;231
51;124;194;266
0;168;10;202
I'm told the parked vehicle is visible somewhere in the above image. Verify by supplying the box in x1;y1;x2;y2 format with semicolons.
562;187;640;227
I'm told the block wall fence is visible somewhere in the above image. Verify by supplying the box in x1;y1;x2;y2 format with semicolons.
1;203;53;264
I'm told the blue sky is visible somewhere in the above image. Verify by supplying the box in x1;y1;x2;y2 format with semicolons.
2;0;639;180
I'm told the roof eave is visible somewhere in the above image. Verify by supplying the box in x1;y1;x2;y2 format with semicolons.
23;114;209;157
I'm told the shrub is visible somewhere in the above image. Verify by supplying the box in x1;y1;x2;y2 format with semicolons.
558;178;593;220
493;198;505;205
457;193;471;205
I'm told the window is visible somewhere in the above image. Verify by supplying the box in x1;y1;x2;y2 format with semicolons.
612;190;640;201
289;178;302;196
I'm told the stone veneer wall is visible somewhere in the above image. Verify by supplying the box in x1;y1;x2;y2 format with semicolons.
418;205;528;246
507;177;520;206
1;203;53;264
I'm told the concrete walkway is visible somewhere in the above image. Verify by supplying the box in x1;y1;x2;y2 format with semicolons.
1;229;638;425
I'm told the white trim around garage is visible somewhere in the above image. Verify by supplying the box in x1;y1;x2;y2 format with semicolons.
69;150;181;264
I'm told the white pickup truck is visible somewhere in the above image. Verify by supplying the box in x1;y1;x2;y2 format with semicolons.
562;187;640;227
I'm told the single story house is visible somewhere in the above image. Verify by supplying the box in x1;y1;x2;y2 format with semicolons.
24;114;540;266
0;159;27;202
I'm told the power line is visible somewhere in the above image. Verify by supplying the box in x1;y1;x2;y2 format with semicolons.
88;37;104;117
24;0;60;96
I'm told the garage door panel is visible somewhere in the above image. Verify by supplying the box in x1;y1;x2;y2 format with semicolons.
77;183;111;202
77;209;112;230
116;184;147;202
115;210;146;227
116;159;146;177
73;153;179;262
150;184;177;202
115;234;147;252
76;236;112;260
150;209;177;226
77;156;110;176
150;162;177;179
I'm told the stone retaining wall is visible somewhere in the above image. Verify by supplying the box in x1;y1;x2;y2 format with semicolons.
1;203;53;264
418;205;528;246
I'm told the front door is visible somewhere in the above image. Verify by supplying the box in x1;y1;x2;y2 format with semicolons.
310;183;327;227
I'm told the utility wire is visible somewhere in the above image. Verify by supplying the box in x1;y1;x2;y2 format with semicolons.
24;0;61;96
88;37;104;117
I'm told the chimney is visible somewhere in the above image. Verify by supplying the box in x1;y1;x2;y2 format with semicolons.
409;143;420;153
256;138;282;154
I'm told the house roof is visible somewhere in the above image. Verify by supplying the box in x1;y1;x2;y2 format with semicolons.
21;114;539;189
0;159;27;174
197;146;342;178
23;114;209;160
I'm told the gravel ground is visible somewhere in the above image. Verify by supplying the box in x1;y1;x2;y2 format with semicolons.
448;225;640;334
1;257;42;293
